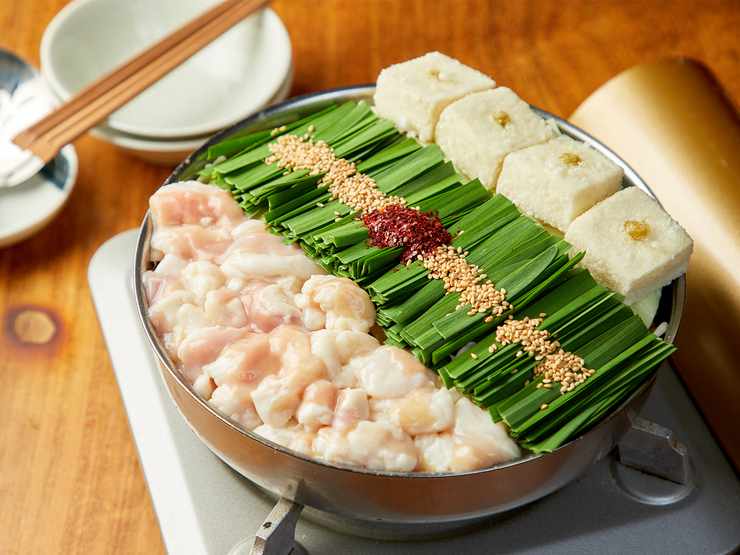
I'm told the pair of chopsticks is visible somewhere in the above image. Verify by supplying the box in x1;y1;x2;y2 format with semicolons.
13;0;270;165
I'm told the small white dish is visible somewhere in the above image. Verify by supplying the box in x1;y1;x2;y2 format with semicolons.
40;0;293;140
0;144;78;248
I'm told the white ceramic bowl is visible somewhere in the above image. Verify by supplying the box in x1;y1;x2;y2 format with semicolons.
85;61;293;166
40;0;293;141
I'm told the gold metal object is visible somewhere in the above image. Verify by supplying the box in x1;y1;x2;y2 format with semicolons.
571;57;740;472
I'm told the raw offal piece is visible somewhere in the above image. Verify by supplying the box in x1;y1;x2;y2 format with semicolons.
564;186;693;304
435;87;558;189
496;135;624;233
144;181;523;473
373;51;496;143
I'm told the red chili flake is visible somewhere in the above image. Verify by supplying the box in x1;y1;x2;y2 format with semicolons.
360;205;451;264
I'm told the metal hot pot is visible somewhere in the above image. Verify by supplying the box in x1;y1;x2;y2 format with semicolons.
133;85;685;534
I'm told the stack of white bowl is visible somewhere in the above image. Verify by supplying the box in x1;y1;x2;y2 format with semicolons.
39;0;293;165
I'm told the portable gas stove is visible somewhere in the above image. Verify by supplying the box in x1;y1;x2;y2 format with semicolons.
89;229;740;555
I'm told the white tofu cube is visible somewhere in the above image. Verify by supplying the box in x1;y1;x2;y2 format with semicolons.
373;52;496;143
564;186;693;304
435;87;557;188
496;135;624;233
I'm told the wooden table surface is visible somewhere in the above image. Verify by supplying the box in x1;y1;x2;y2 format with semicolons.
1;1;739;553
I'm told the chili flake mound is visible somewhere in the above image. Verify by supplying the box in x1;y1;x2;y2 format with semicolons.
361;205;451;265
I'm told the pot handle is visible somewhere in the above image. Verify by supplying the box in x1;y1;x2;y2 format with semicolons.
618;409;691;485
250;497;306;555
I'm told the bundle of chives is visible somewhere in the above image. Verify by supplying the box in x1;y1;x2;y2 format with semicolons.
262;143;492;283
204;101;402;217
388;216;582;366
433;271;673;452
506;327;673;452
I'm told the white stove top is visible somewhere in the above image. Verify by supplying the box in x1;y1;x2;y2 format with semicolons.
89;230;740;555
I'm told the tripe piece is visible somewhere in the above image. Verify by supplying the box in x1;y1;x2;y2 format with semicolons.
496;135;624;233
435;87;557;189
564;186;693;305
373;51;496;143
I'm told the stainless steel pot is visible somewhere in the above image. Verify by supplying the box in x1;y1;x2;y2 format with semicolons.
134;85;685;528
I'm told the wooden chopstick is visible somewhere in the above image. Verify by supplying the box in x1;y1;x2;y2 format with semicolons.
13;0;270;164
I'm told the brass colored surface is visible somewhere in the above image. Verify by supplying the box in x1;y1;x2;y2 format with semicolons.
570;58;740;472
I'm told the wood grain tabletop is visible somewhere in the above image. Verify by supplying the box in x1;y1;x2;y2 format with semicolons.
1;1;739;553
